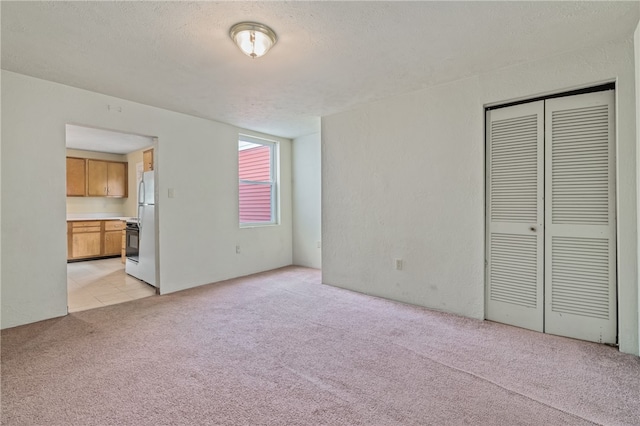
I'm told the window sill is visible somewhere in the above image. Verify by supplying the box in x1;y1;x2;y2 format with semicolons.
239;223;279;229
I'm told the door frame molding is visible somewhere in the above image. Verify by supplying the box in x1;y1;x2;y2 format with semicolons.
483;83;619;345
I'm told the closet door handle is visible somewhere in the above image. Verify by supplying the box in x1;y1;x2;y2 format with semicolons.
530;226;537;232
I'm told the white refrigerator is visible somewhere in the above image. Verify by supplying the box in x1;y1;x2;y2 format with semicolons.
126;170;157;287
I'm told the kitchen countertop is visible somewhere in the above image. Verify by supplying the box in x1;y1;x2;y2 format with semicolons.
66;216;135;222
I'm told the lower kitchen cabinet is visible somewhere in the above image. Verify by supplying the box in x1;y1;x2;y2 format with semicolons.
104;233;122;256
69;222;102;259
68;220;125;261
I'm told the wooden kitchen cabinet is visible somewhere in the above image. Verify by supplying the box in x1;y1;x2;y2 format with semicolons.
87;159;128;197
87;160;107;196
143;148;154;171
68;221;102;259
67;220;125;261
67;157;128;198
107;162;127;197
66;157;86;196
103;221;124;256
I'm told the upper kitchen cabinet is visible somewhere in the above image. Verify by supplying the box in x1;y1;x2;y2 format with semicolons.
143;148;154;172
66;157;128;197
87;159;127;197
106;162;127;197
66;157;86;196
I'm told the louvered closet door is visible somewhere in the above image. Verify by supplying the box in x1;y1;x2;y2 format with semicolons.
544;91;616;344
486;101;544;332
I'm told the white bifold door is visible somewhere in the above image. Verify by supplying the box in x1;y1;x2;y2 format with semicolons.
486;90;616;344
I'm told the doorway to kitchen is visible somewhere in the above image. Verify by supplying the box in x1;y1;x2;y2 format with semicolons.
65;124;158;312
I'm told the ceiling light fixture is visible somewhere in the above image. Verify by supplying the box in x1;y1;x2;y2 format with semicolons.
229;22;277;59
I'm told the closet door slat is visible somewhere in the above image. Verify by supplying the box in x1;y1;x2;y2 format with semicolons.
544;90;616;344
486;101;544;332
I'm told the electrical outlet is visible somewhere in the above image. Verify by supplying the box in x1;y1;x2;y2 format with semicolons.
236;245;241;254
394;258;403;270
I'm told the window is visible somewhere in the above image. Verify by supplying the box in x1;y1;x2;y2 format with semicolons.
238;136;277;226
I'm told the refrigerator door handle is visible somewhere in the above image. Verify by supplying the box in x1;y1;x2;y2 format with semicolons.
138;178;145;205
138;205;143;230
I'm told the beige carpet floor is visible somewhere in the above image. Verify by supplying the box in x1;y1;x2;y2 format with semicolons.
2;266;639;425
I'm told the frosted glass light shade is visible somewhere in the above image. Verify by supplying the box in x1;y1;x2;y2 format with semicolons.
230;22;277;59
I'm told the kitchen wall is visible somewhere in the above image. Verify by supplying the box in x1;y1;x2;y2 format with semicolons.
322;36;639;355
1;70;293;329
292;132;321;269
65;148;128;215
123;146;153;217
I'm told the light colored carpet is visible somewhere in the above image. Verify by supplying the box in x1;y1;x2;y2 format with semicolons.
2;266;639;425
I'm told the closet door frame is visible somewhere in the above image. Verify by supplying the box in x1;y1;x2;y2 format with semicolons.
484;86;618;344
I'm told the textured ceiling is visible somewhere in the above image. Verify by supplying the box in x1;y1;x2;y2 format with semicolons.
66;125;155;155
2;1;639;139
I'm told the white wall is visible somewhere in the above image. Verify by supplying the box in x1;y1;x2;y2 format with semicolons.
0;68;3;326
322;37;639;356
292;132;322;269
322;77;485;319
636;21;640;352
1;71;293;329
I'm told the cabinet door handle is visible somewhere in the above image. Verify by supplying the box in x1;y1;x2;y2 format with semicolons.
104;186;107;194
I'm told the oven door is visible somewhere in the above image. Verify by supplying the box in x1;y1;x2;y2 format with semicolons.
126;224;139;262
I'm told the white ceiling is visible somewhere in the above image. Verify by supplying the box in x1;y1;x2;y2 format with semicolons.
2;1;639;140
66;124;154;155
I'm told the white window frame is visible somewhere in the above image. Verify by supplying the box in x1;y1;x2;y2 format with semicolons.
238;135;278;227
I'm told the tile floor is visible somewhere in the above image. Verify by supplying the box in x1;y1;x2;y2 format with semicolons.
67;257;156;312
